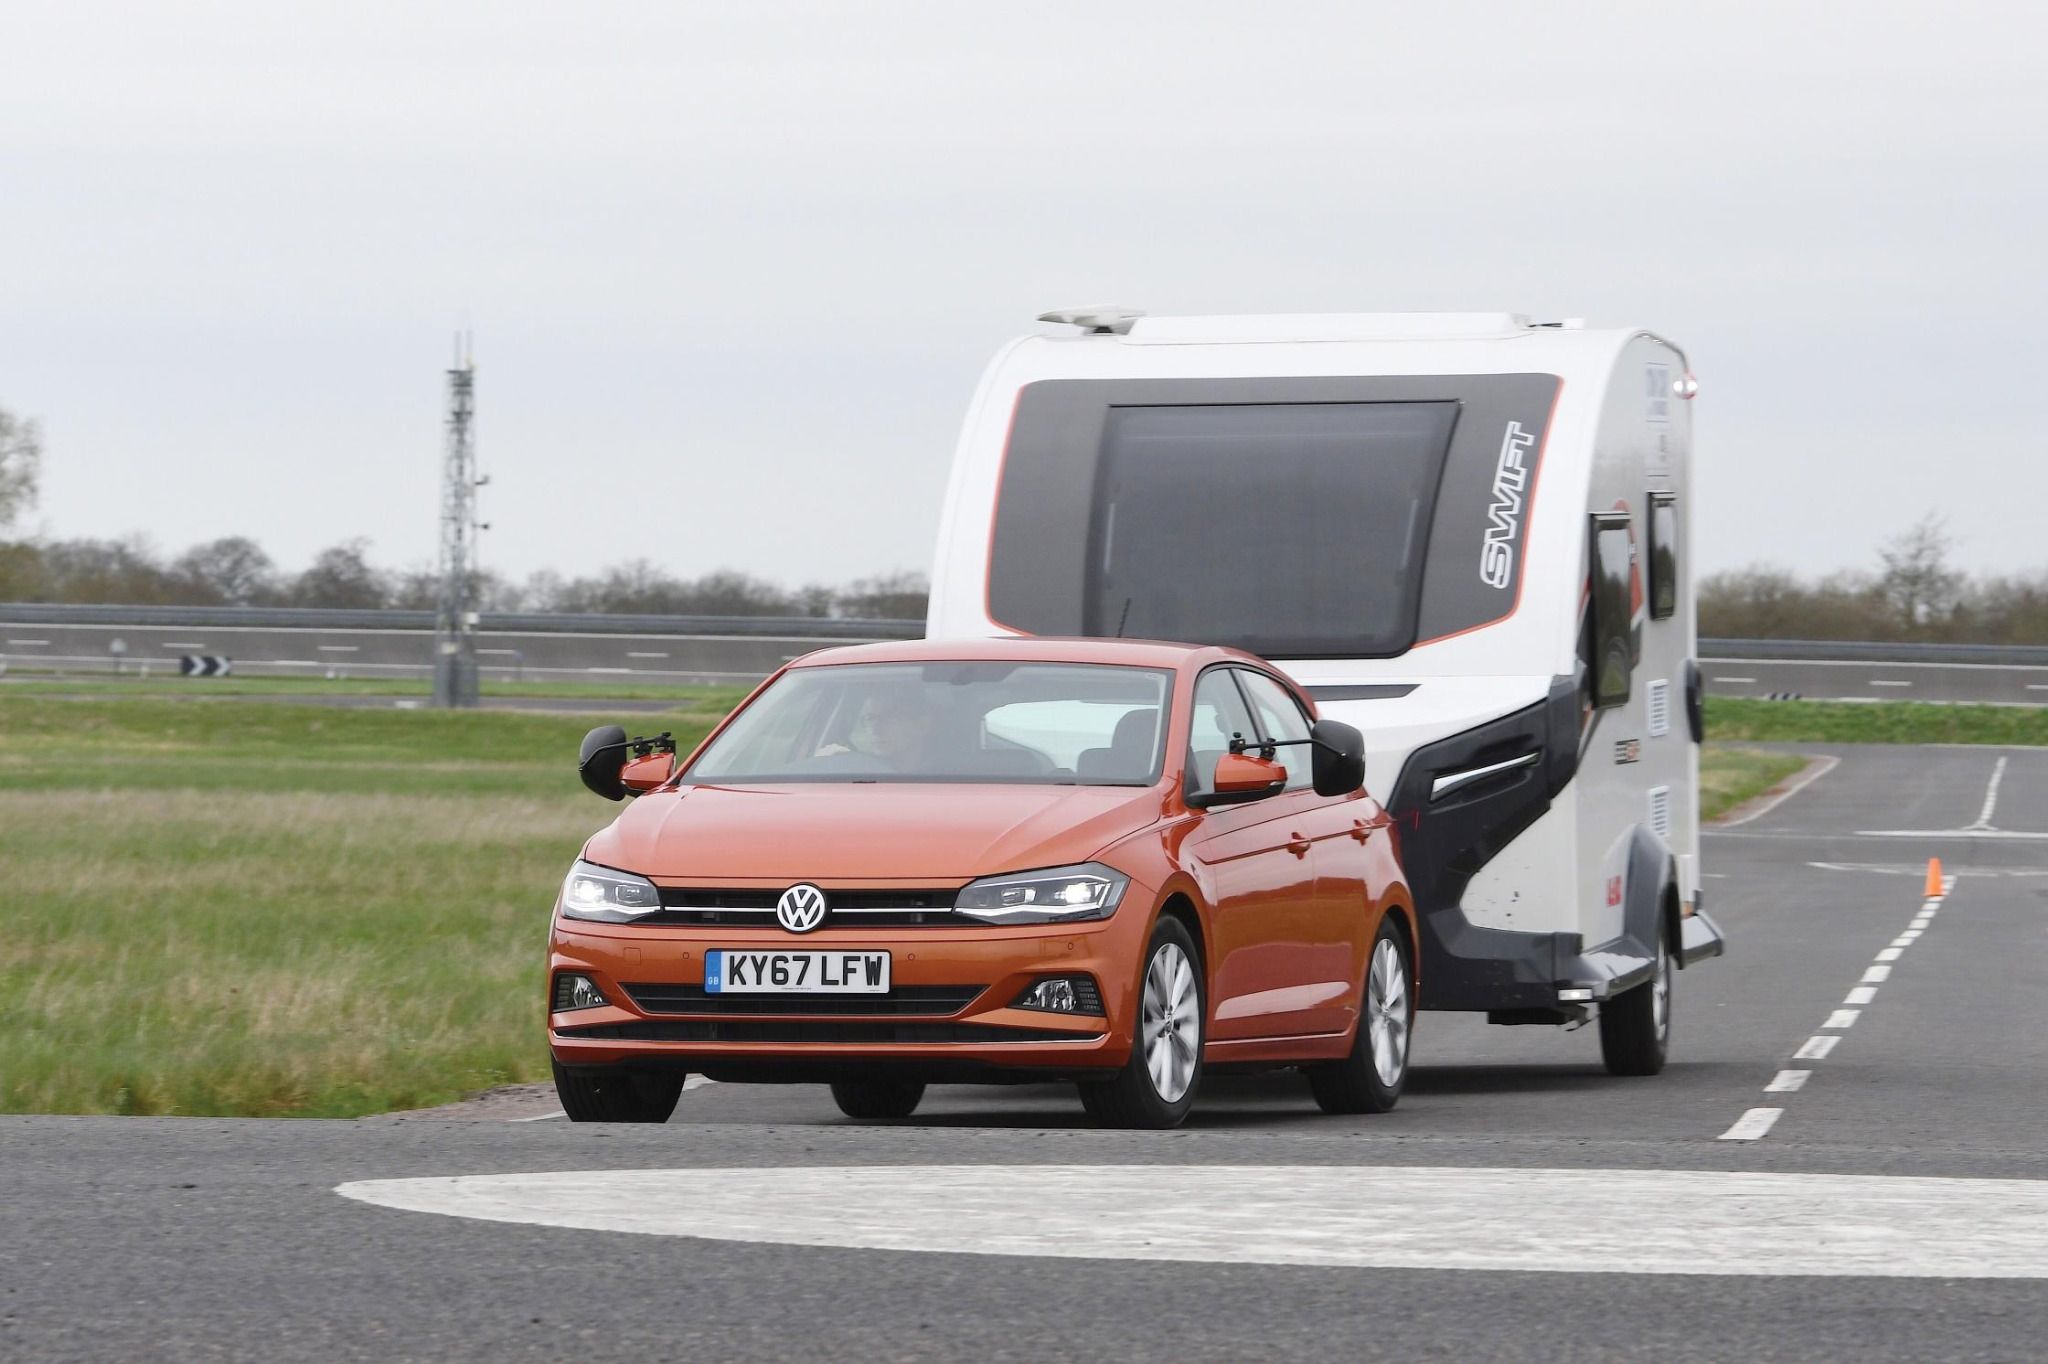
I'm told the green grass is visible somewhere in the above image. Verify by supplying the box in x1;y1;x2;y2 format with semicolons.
0;696;718;1117
1699;746;1810;822
0;687;2030;1118
1707;697;2048;746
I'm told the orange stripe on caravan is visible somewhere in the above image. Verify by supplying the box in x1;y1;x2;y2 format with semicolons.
1410;376;1567;650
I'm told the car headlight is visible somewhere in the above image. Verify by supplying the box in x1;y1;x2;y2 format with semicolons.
559;860;663;923
954;863;1129;925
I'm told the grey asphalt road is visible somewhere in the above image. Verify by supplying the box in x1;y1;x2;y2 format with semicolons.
1702;656;2048;704
7;616;2046;704
4;744;2047;1362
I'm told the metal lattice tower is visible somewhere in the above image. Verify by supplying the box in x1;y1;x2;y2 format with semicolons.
433;338;481;707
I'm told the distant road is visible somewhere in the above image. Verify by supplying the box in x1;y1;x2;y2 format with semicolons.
1699;639;2048;706
0;604;922;686
1;605;2043;703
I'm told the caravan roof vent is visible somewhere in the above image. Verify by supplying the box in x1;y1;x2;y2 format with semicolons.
1037;306;1146;335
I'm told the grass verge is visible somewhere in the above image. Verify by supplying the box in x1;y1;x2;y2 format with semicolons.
0;697;715;1117
1707;696;2048;746
1699;746;1811;823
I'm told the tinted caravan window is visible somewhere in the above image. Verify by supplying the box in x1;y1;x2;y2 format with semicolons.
1083;403;1457;657
1649;492;1678;620
1590;515;1636;708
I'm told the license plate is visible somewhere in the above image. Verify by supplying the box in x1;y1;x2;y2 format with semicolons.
704;949;891;994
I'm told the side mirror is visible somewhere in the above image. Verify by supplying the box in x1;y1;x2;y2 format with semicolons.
1310;719;1366;797
620;751;675;795
1190;752;1287;809
578;725;629;801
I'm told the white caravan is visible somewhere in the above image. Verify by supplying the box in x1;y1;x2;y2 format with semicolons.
926;309;1725;1074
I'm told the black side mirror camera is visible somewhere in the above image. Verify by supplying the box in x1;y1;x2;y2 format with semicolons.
1309;719;1367;797
578;724;630;801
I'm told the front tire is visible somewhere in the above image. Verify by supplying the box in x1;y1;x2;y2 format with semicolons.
1079;916;1204;1129
829;1078;926;1120
551;1060;684;1123
1308;917;1413;1115
1599;938;1673;1076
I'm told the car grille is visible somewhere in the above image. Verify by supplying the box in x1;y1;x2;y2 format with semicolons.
554;1020;1101;1045
653;886;962;927
622;983;985;1017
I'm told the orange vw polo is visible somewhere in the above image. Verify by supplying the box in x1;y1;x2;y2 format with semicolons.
548;637;1415;1129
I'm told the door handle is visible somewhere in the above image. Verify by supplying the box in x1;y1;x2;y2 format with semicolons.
1287;832;1311;857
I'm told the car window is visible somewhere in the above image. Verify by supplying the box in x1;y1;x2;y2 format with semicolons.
1187;669;1260;799
1237;670;1313;791
684;661;1172;785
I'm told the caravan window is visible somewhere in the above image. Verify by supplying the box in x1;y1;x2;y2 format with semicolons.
1085;402;1456;657
1590;514;1636;708
1648;492;1678;620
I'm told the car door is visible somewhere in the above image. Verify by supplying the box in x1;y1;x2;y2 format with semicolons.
1235;668;1373;1036
1180;666;1328;1041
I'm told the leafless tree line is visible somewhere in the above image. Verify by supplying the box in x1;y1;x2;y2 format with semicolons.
1702;516;2048;644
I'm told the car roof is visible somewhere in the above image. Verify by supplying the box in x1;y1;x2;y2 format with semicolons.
787;636;1265;672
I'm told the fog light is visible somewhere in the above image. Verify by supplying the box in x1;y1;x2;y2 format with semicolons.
552;973;610;1011
1014;976;1104;1015
1558;987;1595;1003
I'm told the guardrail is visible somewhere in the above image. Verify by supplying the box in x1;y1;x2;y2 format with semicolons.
0;602;926;639
1699;638;2048;667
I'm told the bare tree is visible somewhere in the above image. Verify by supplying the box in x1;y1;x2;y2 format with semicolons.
171;536;278;605
290;540;389;609
1876;514;1963;631
0;406;41;532
834;568;929;620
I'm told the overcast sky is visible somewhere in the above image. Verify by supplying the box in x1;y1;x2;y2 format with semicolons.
3;1;2044;590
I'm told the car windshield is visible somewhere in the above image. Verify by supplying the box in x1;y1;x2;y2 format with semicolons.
682;661;1173;786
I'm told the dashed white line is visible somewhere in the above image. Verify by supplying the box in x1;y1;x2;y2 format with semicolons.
1718;1108;1784;1141
1795;1035;1840;1061
5;638;49;646
512;1110;565;1122
1861;965;1892;984
1845;986;1878;1005
1822;1010;1861;1029
1713;676;1756;684
1766;1071;1811;1093
1875;947;1904;962
1868;680;1913;688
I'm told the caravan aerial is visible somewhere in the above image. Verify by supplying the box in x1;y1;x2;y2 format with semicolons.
927;309;1725;1074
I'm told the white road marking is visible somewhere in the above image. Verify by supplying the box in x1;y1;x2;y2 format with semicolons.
512;1110;565;1122
317;644;360;653
5;638;49;646
1766;1070;1810;1093
1896;931;1921;942
1868;680;1912;688
1845;986;1878;1005
1861;965;1892;983
627;651;670;659
335;1164;2048;1277
159;641;206;649
683;1075;717;1091
1716;755;1839;828
1712;676;1756;683
1968;756;2008;831
1875;947;1904;962
1858;830;2048;840
1718;1108;1784;1141
1795;1035;1840;1060
1822;1010;1860;1029
2029;684;2048;692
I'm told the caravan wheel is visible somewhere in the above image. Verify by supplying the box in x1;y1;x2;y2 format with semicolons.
1598;944;1673;1076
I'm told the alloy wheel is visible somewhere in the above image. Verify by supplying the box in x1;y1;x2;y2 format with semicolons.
1141;941;1199;1103
1366;937;1410;1087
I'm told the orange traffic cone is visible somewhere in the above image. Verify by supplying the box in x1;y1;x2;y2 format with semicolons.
1924;857;1943;898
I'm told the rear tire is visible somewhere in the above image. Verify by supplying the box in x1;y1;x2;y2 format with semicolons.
551;1059;684;1123
1599;938;1673;1077
829;1078;926;1120
1079;915;1204;1130
1308;916;1413;1115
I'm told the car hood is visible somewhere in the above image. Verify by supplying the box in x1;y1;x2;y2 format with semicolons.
583;782;1168;882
